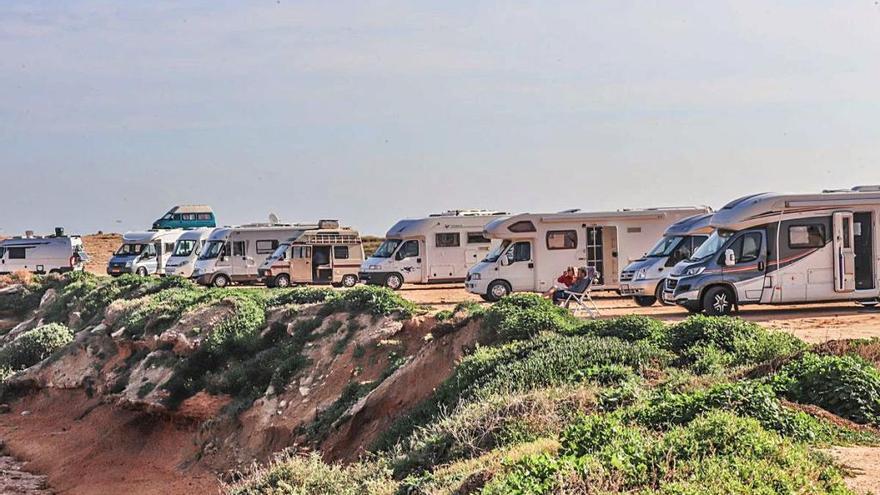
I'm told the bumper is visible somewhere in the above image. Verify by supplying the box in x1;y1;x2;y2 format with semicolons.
663;277;702;305
619;278;660;297
192;273;215;285
107;266;134;276
464;278;490;295
359;271;392;285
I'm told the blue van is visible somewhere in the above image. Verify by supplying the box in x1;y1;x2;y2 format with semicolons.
152;205;216;230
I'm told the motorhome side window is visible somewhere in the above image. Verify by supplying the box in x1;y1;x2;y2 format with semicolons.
435;233;460;248
233;241;246;257
788;224;825;249
729;232;762;263
256;240;277;254
508;242;531;262
8;247;27;259
198;213;212;220
467;232;490;244
508;221;536;233
333;246;350;259
546;230;577;250
396;240;419;259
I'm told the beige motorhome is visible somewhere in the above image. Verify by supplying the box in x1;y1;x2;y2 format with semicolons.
258;220;365;288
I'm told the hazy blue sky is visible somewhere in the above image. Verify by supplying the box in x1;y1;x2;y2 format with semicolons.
2;1;879;236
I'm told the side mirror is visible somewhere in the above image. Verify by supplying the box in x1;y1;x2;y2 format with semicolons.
724;249;736;267
500;255;510;267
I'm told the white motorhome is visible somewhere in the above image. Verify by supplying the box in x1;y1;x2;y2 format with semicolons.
664;186;880;315
107;230;184;277
619;212;714;306
191;223;317;287
258;220;365;288
465;207;711;301
0;228;88;275
359;209;508;290
164;228;215;278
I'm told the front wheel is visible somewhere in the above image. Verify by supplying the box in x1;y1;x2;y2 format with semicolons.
136;267;148;277
341;274;358;288
273;274;291;289
702;286;735;316
212;274;231;288
384;273;404;291
633;296;657;307
485;280;512;302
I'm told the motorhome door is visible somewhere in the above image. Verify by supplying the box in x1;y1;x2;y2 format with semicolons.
502;241;534;291
832;212;856;293
721;230;768;303
291;246;312;282
395;240;423;283
853;212;875;290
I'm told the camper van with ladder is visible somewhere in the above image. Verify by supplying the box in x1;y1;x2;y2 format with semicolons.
619;212;714;306
465;207;711;301
191;222;317;287
0;228;88;275
360;209;508;290
258;220;364;288
664;186;880;315
107;230;184;277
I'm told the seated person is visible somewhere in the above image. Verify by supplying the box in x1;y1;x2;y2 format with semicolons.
544;266;576;298
552;267;590;304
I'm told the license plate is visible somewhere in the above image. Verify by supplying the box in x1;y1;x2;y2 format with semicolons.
620;284;630;291
111;268;121;273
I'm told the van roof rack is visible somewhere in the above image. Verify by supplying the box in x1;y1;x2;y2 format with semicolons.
851;185;880;192
429;209;508;217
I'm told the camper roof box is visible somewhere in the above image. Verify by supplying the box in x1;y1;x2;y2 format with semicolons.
318;219;340;229
851;185;880;192
429;209;508;217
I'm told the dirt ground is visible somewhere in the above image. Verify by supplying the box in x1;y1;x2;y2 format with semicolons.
82;233;122;275
402;284;880;344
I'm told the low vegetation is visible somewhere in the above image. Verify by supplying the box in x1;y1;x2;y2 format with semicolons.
0;323;73;380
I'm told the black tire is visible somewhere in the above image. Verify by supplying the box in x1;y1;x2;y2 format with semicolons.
273;274;291;289
384;273;404;291
656;281;673;306
702;286;735;316
212;274;231;288
136;267;148;277
634;296;657;307
485;280;512;302
341;274;358;288
480;294;494;302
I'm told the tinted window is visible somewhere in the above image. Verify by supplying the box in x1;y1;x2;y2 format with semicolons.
435;233;460;248
546;230;577;250
730;232;762;263
8;247;26;259
397;240;419;259
508;221;536;233
256;240;278;254
333;246;350;259
233;241;246;256
197;213;213;220
788;224;825;249
467;232;490;244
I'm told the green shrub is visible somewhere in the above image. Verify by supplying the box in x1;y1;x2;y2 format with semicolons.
227;452;396;495
665;316;806;371
572;314;667;343
266;287;336;306
0;323;73;375
481;293;577;342
320;286;416;317
771;353;880;426
0;278;51;317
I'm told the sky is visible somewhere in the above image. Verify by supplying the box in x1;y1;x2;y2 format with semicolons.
2;1;880;236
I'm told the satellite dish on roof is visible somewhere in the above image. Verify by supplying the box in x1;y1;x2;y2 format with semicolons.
269;213;279;225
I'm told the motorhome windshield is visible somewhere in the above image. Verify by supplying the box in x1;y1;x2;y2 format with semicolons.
116;244;145;256
372;239;402;258
201;240;225;260
271;243;290;260
483;240;512;262
0;247;5;259
646;236;684;258
690;230;731;261
173;240;198;257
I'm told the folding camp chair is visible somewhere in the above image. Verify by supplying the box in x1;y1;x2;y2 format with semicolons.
562;267;600;318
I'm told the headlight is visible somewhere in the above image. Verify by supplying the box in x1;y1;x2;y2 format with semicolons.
685;266;705;276
470;273;481;281
369;265;381;270
635;268;647;280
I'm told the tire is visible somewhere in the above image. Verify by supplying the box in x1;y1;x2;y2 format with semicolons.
384;273;404;291
136;267;148;277
656;281;673;306
274;274;291;289
341;274;358;288
702;286;735;316
634;296;657;307
485;280;512;302
480;294;494;302
212;274;230;288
